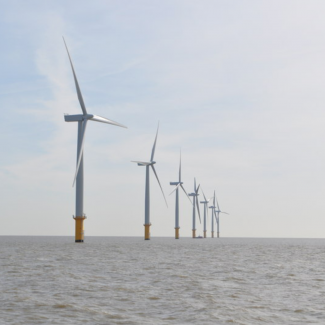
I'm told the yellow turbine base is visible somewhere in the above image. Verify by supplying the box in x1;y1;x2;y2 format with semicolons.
144;224;151;240
211;231;214;238
203;230;207;238
74;216;86;243
175;227;180;239
192;229;196;238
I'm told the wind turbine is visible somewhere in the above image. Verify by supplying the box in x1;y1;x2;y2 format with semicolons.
63;38;127;243
209;191;217;238
215;196;229;238
132;124;167;240
200;189;211;238
169;151;191;239
188;178;201;238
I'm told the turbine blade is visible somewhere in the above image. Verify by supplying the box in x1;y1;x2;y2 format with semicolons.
72;119;88;187
213;190;216;207
196;184;200;194
62;37;87;116
151;164;168;207
216;196;220;211
90;115;127;128
201;188;207;202
214;210;218;223
179;149;181;182
150;122;159;162
196;196;201;223
194;178;196;191
180;184;192;203
221;212;229;215
169;183;181;196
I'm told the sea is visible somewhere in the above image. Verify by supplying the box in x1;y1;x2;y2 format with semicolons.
1;236;325;324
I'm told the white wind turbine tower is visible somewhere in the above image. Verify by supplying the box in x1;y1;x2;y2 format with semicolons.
215;195;229;238
132;124;167;240
63;38;127;243
188;178;201;238
169;151;191;239
200;189;211;238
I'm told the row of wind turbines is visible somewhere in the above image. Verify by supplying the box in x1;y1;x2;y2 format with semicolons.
134;126;229;240
63;38;228;242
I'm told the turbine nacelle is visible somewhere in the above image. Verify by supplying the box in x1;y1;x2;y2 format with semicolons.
216;210;229;215
170;181;183;186
64;114;91;122
64;114;127;128
132;161;156;166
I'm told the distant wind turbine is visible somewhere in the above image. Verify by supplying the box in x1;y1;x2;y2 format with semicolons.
188;178;201;238
132;123;167;240
63;37;127;243
215;195;229;238
209;191;217;238
169;151;191;239
200;189;211;238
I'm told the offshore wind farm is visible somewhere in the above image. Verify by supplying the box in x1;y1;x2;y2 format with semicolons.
3;2;325;240
2;1;325;324
62;35;229;243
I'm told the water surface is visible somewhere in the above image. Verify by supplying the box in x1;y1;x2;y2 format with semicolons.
1;237;325;324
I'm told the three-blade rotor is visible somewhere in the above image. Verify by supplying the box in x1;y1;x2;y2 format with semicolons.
63;37;127;187
131;123;168;207
169;151;191;203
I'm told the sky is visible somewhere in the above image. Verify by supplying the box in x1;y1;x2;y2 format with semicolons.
1;0;325;238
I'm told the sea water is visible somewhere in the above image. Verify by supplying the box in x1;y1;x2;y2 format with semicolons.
1;236;325;324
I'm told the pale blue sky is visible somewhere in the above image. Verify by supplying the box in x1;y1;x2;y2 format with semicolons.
1;0;325;237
